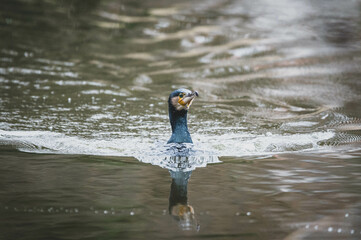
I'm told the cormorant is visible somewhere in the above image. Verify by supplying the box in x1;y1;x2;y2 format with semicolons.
167;89;198;144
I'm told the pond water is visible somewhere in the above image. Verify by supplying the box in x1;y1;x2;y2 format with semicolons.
1;0;361;239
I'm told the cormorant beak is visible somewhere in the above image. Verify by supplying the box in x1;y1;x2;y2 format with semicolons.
178;91;199;110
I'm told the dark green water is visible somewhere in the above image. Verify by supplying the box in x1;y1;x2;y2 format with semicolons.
1;0;361;239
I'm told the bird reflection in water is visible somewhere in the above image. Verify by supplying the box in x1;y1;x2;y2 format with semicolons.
138;153;219;231
168;160;200;231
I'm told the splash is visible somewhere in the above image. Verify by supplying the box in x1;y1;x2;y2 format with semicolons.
0;129;335;158
135;143;221;171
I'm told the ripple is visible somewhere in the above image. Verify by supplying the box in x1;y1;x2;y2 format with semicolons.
55;80;106;87
81;89;130;97
0;67;78;78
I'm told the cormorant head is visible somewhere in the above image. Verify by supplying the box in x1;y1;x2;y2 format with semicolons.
168;88;199;112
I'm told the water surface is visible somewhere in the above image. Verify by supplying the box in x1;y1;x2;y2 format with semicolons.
1;0;361;239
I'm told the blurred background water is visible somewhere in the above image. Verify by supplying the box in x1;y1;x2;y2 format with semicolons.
0;0;361;239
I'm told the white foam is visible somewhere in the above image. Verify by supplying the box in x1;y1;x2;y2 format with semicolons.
193;131;335;156
0;130;335;156
137;155;221;172
0;129;335;169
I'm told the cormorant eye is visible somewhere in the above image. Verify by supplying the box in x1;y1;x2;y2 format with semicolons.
179;93;184;98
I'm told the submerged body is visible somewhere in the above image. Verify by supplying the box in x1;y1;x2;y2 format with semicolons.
167;89;198;144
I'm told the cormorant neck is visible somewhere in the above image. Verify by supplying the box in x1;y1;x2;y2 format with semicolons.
168;106;193;144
